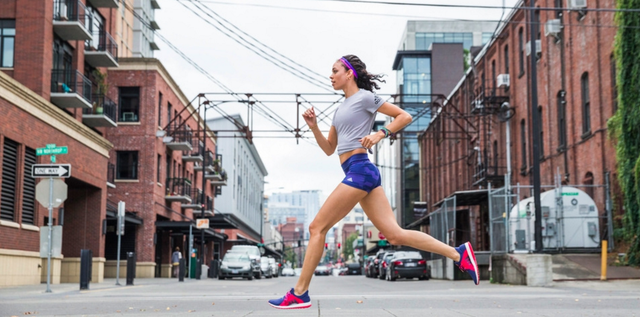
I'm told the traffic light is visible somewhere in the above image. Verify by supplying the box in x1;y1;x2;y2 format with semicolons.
337;243;341;249
324;243;328;250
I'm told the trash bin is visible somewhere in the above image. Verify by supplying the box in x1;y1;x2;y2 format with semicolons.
209;260;219;278
80;249;92;290
126;252;136;285
201;264;209;280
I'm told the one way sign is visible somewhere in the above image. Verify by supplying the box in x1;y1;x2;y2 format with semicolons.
32;164;71;178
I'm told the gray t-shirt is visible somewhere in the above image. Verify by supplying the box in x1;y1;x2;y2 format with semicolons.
332;89;385;155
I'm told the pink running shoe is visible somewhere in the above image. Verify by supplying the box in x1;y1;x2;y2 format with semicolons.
268;288;312;309
455;242;480;285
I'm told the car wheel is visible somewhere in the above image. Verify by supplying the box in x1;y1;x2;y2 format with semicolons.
218;276;225;280
419;275;429;280
379;270;385;280
248;276;253;281
256;272;262;279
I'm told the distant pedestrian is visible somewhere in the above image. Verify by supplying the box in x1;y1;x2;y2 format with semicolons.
172;247;182;278
268;55;479;310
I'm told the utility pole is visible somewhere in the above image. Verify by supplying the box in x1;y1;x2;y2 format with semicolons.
529;0;543;253
199;96;206;276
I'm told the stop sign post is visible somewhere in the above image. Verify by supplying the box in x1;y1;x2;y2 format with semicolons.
34;167;70;293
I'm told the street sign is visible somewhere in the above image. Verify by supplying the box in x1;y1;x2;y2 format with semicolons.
196;219;209;229
36;178;67;208
32;164;71;178
36;146;68;156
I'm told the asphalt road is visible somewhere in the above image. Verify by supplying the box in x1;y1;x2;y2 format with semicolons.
1;274;639;316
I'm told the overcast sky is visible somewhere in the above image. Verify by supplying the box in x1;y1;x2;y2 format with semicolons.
154;0;519;199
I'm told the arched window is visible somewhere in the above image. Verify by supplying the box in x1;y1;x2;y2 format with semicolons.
610;55;618;113
520;119;527;172
504;45;510;74
493;140;499;174
581;72;591;135
557;91;567;150
583;172;594;198
491;60;496;95
518;28;525;75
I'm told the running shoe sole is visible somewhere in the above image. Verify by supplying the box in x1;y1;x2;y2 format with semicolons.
268;302;312;310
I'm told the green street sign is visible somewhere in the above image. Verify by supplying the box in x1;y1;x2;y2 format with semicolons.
36;146;68;156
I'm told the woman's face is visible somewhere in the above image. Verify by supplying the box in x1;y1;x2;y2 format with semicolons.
330;61;352;90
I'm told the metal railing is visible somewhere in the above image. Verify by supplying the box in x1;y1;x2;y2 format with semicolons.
86;28;118;60
83;94;117;120
51;69;92;102
165;177;192;197
214;153;223;173
53;0;88;25
188;189;204;207
205;196;213;211
166;124;194;144
203;151;214;167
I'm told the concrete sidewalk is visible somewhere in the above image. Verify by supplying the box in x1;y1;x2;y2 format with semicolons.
509;253;640;281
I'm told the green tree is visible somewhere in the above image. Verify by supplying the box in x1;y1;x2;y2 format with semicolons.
608;0;640;266
463;49;470;72
284;248;297;268
342;233;358;262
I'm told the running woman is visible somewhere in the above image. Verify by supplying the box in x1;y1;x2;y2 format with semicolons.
268;55;479;310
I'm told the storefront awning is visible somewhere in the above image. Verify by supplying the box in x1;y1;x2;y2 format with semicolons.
105;210;143;225
155;221;227;241
433;189;488;208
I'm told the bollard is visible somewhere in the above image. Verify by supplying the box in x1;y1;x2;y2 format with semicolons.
210;260;219;278
179;258;185;282
195;258;202;280
601;240;608;281
126;252;136;286
79;249;92;290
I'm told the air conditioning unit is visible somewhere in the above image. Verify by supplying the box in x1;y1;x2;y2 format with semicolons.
59;2;68;20
497;74;510;88
567;0;587;9
524;40;542;56
544;19;562;37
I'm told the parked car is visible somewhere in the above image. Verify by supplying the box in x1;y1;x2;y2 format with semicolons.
370;250;389;278
314;265;331;276
364;257;376;277
281;267;295;276
230;245;263;279
385;251;429;281
268;258;279;278
294;268;302;276
378;251;396;280
346;263;362;275
260;256;272;278
219;252;253;280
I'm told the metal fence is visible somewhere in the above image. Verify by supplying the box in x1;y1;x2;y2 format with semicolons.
428;196;456;261
488;173;614;254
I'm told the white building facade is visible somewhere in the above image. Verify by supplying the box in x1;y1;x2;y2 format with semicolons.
269;190;321;239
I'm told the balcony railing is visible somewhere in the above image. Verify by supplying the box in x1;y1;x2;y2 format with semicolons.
203;196;213;215
165;177;192;203
107;162;115;188
472;164;506;187
194;151;215;173
182;140;204;162
470;87;510;115
82;94;117;127
53;0;92;40
163;125;193;152
182;189;204;210
85;29;118;67
86;0;119;8
50;69;92;108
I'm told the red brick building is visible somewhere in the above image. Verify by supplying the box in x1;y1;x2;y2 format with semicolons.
417;0;618;253
278;217;304;266
104;58;225;278
0;0;119;286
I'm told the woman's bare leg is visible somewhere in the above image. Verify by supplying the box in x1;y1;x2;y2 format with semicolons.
293;184;368;295
359;187;460;261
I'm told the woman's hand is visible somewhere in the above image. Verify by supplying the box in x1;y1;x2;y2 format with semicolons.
302;107;318;129
359;131;385;150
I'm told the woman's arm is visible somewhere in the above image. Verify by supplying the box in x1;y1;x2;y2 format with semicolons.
359;102;412;149
303;107;337;156
310;125;337;156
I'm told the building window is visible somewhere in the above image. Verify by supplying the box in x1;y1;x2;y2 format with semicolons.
158;92;163;127
538;106;544;159
167;102;172;127
504;45;509;74
0;20;15;68
415;32;474;50
518;28;525;76
583;172;594;198
116;151;138;180
493;140;498;172
581;72;591;135
119;87;140;122
1;138;18;221
157;154;162;183
611;55;618;113
555;0;563;18
520;119;527;172
535;9;541;40
557;91;567;150
491;60;496;94
22;147;36;225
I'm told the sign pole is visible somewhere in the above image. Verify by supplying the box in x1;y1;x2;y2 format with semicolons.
46;177;53;293
116;201;125;286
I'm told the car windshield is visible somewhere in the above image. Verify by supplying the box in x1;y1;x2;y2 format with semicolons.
223;253;249;262
232;246;260;256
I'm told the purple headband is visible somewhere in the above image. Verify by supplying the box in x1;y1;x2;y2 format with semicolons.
340;57;358;79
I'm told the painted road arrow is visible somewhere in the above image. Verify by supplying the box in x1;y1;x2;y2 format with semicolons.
31;164;71;178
